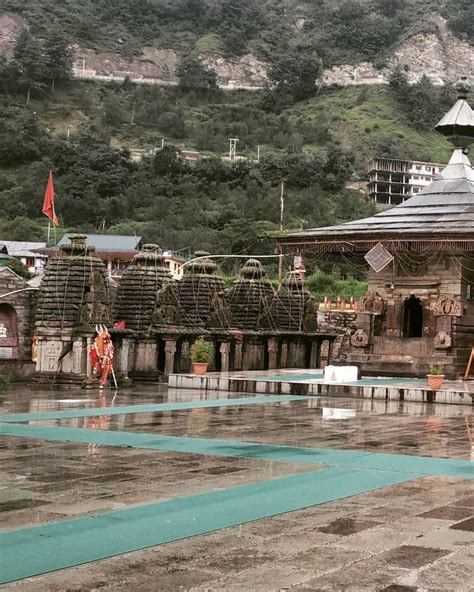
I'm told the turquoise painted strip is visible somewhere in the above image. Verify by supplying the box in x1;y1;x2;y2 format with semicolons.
334;451;474;479
0;467;420;584
0;422;369;465
1;422;472;479
0;395;315;424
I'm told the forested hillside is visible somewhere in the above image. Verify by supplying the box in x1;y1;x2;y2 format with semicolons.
2;0;473;66
0;0;466;264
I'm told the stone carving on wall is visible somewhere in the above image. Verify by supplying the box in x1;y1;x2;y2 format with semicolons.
303;299;319;332
350;329;369;347
434;331;452;349
357;292;385;315
207;290;232;328
153;284;181;326
433;295;462;317
0;324;7;338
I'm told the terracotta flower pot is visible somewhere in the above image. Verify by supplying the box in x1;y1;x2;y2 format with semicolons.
427;374;445;390
192;362;209;376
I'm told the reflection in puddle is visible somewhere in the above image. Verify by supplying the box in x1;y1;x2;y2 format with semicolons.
322;408;357;420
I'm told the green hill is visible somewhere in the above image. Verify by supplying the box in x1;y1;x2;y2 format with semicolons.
1;0;473;64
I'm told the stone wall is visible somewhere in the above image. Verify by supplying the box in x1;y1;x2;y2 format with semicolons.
0;267;36;381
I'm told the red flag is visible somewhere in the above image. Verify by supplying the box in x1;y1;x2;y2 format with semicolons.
42;171;58;226
114;320;126;329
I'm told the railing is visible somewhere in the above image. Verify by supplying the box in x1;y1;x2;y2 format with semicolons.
319;296;356;312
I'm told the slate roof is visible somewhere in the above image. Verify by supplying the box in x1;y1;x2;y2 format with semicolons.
56;234;141;253
279;91;474;254
0;241;47;258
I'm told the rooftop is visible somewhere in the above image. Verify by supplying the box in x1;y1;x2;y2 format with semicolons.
56;234;142;253
279;78;474;254
0;241;47;258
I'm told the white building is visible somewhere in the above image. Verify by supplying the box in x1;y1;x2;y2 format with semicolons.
367;158;446;205
162;252;186;279
0;241;48;274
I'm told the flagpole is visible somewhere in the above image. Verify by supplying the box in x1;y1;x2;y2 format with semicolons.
47;222;51;245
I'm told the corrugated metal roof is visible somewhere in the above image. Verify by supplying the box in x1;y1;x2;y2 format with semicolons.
0;241;47;257
57;234;142;252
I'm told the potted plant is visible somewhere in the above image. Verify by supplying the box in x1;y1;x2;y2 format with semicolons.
190;337;214;376
427;364;445;390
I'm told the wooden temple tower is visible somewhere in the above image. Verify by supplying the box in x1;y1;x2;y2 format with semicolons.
278;78;474;378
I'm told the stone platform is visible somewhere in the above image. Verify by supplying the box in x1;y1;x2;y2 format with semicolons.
169;369;474;406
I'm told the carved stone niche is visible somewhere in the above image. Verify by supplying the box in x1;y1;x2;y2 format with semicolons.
433;295;462;317
357;292;385;315
434;331;452;350
350;329;369;348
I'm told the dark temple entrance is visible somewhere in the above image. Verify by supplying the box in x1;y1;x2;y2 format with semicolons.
402;295;423;338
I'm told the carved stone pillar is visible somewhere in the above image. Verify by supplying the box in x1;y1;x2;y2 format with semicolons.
164;339;177;375
310;340;319;368
179;340;191;373
85;336;93;379
280;341;289;368
118;337;130;379
267;339;279;370
220;341;231;372
234;341;243;371
71;337;84;375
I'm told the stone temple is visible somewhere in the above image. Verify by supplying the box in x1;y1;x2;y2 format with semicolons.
27;242;339;386
278;78;474;378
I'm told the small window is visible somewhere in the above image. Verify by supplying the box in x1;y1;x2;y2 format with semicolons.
426;166;431;172
416;165;422;171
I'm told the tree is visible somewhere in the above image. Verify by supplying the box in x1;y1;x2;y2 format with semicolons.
10;30;46;103
269;49;321;103
176;56;218;92
4;258;34;280
43;32;73;91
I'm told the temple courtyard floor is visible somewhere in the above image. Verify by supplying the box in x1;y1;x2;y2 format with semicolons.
0;383;473;591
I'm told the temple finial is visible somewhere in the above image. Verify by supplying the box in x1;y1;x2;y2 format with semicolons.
454;76;470;100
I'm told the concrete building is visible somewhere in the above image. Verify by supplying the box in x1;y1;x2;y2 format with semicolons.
367;157;446;205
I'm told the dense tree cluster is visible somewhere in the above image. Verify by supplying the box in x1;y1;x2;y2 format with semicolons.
388;70;457;131
0;30;72;102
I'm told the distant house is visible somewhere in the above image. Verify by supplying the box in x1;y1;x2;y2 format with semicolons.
0;241;47;274
162;252;186;279
37;234;142;278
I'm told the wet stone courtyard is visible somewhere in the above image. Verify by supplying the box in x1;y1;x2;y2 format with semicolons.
0;385;473;591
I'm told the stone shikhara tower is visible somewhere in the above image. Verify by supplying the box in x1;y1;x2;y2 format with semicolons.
278;78;474;378
34;234;112;385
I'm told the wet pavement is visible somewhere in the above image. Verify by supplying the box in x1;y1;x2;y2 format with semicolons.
0;384;473;591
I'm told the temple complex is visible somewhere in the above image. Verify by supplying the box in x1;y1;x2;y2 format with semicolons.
24;240;340;386
278;78;474;378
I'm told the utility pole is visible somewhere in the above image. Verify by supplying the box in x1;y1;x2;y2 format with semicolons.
130;98;137;125
228;138;238;161
277;180;284;290
257;145;260;163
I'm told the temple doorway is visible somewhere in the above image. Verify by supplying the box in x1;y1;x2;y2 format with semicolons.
402;295;423;338
0;303;19;358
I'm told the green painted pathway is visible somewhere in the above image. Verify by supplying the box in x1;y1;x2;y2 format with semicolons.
1;397;472;584
0;394;314;424
1;422;473;479
0;466;421;584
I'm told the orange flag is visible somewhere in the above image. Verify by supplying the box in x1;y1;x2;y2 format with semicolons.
42;171;58;226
